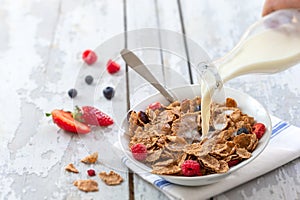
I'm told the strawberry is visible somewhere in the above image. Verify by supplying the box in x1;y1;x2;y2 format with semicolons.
106;59;120;74
50;110;91;134
252;123;266;139
74;106;114;126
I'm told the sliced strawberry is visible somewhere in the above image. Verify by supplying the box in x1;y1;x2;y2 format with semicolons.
51;110;91;134
106;59;120;74
74;106;114;126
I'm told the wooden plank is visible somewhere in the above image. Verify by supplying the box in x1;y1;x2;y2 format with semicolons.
155;0;192;88
51;0;129;199
125;1;165;200
0;0;129;199
125;0;164;107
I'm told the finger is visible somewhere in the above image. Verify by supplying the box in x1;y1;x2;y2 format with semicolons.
262;0;275;16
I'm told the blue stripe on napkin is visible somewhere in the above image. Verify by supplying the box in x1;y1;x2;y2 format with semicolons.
271;121;290;138
154;179;171;188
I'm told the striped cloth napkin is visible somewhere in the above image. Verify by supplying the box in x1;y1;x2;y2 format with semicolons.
121;116;300;200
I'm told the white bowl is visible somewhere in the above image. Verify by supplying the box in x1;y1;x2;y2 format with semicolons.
119;85;271;186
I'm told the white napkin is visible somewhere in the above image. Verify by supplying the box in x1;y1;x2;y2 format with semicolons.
121;116;300;200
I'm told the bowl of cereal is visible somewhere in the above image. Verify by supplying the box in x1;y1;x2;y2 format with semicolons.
119;85;271;186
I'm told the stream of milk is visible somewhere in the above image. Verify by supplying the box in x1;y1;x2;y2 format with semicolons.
201;22;300;135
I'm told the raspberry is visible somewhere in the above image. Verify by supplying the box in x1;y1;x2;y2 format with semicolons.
228;159;240;167
82;50;97;65
131;143;147;161
87;169;96;176
106;59;120;74
181;160;201;176
148;102;162;110
252;123;266;139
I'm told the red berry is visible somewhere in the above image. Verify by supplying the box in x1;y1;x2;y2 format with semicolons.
148;102;162;110
131;143;147;161
181;160;201;176
87;169;96;176
51;110;91;134
82;50;97;65
106;59;120;74
74;106;114;126
228;159;240;167
252;123;266;140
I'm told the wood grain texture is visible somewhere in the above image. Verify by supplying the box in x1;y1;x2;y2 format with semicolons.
0;0;299;199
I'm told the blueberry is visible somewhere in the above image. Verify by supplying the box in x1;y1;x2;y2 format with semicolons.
237;127;249;135
68;88;77;98
85;75;94;85
103;86;115;100
195;105;201;111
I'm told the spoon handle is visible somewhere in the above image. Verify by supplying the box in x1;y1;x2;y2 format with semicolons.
121;49;176;103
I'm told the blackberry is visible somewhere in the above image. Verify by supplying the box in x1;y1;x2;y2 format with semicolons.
138;111;150;124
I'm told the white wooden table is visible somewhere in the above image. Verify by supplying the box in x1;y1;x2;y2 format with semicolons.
0;0;299;199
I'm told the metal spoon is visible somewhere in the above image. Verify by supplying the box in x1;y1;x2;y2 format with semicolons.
120;49;176;103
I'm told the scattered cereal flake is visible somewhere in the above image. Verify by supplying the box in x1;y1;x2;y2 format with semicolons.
153;159;174;167
146;148;163;163
81;152;98;164
166;101;180;109
145;108;158;121
180;99;191;113
222;154;239;162
236;148;252;159
199;155;220;171
166;136;187;152
172;113;201;142
216;130;235;141
175;153;187;167
226;97;237;107
159;149;174;160
65;163;79;173
73;179;99;192
129;135;158;149
99;171;123;185
183;143;202;156
211;141;236;157
152;165;181;175
233;133;258;151
216;160;229;173
157;110;176;124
